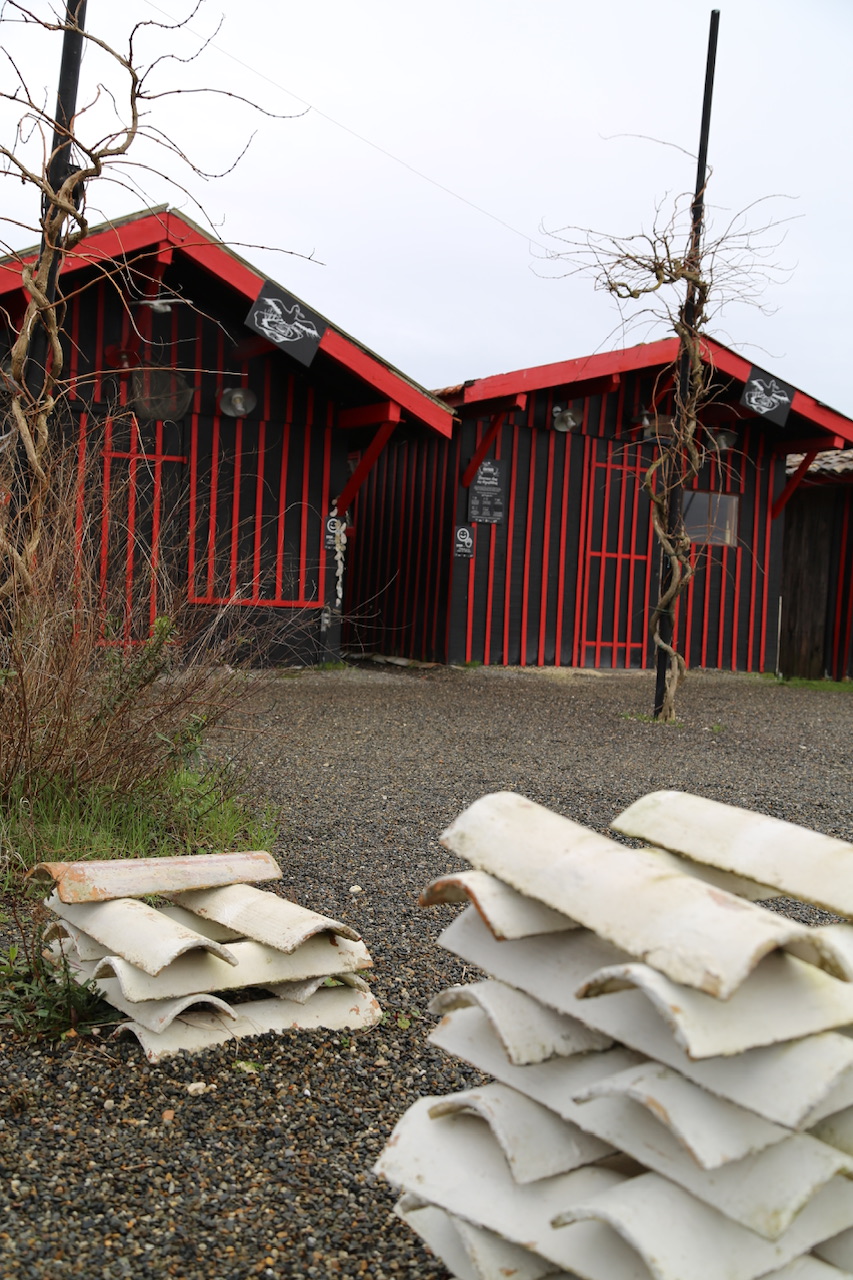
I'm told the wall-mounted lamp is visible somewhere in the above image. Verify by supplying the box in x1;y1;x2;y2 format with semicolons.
713;427;738;453
631;408;676;438
552;405;582;433
218;387;258;418
132;295;194;315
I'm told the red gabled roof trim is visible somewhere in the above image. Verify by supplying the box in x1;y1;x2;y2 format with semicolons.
444;335;853;447
0;208;454;438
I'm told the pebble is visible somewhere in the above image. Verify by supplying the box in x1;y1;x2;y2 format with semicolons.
1;666;851;1278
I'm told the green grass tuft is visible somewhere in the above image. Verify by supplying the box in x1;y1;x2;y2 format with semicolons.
0;766;280;894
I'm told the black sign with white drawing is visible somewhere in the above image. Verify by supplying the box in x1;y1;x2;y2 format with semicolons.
245;282;327;367
467;458;504;524
454;525;475;558
324;515;342;550
739;366;794;427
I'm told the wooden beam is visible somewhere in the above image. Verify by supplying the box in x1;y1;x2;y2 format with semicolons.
462;411;507;488
442;390;527;415
771;450;818;521
338;401;402;430
320;328;453;437
772;435;846;454
453;339;678;404
334;419;397;518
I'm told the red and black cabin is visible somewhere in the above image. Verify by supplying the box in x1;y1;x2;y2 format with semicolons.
343;340;853;675
0;207;453;661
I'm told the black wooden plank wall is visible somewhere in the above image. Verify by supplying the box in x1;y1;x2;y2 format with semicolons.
342;429;456;661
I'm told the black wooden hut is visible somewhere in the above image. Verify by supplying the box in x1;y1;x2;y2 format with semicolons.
342;339;853;673
0;207;453;661
779;450;853;680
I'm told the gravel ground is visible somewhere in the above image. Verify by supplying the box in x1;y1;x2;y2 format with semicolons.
1;664;852;1279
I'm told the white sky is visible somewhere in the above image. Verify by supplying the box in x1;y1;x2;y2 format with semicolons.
2;0;852;415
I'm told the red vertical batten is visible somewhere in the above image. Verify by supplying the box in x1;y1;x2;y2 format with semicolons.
624;441;643;667
422;439;438;657
396;444;412;648
609;447;628;667
759;440;774;671
700;543;712;669
299;389;314;602
411;440;429;655
228;338;244;599
832;498;851;677
519;407;538;666
149;414;164;631
502;424;519;665
465;421;483;663
607;385;628;667
75;410;88;577
824;499;845;680
204;410;221;601
594;414;613;667
642;456;657;668
573;423;592;666
684;543;697;666
99;415;113;605
537;412;556;665
746;430;762;669
405;440;420;649
554;427;572;665
432;438;448;659
730;448;745;670
252;353;267;600
186;307;204;600
375;445;391;648
93;277;105;404
274;375;292;602
717;452;732;669
445;430;464;663
700;455;714;669
357;448;377;646
483;428;503;665
319;403;333;606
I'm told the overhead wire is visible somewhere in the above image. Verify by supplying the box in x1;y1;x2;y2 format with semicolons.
141;0;553;255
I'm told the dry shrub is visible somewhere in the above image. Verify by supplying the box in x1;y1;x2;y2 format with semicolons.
0;436;242;806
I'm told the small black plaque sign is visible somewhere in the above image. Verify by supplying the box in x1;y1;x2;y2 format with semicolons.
245;282;327;368
467;458;504;524
324;514;342;550
454;525;475;558
739;366;794;427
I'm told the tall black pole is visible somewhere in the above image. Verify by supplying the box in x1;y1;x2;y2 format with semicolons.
24;0;88;401
653;8;720;718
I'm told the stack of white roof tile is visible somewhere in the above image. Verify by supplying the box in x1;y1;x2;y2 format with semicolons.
35;851;380;1060
376;790;853;1280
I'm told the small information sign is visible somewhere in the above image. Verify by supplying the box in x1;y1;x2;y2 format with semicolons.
454;525;475;558
467;458;504;524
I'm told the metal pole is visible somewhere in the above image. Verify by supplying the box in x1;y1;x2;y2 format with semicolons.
24;0;88;400
653;8;720;718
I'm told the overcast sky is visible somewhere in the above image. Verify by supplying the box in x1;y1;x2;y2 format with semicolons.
2;0;851;416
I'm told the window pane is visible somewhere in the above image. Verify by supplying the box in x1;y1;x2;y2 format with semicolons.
682;491;739;546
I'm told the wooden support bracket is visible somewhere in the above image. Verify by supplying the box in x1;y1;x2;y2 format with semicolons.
771;449;818;520
462;409;508;488
334;419;398;518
